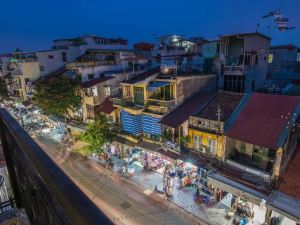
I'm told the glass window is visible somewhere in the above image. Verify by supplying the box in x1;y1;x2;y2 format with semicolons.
297;53;300;62
62;52;67;62
193;135;202;149
134;87;144;105
208;139;217;154
88;74;94;80
268;53;274;63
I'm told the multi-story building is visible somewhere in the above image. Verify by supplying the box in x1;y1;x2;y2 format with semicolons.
188;91;244;159
209;32;270;93
207;93;300;224
268;44;300;75
113;66;216;146
53;35;128;55
2;53;40;100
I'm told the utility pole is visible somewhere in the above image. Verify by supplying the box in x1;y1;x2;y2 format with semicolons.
216;104;222;137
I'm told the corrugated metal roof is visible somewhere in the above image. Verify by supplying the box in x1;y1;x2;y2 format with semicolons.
81;76;113;88
122;67;160;84
225;93;300;149
161;91;214;128
95;98;116;114
276;146;300;199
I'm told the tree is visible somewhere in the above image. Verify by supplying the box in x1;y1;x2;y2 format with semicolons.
33;76;82;119
180;135;191;147
80;113;118;155
0;77;9;108
162;128;173;141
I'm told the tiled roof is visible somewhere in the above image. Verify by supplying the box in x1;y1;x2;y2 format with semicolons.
122;67;160;84
194;91;244;122
225;93;300;149
133;42;154;51
276;146;300;199
95;98;117;114
161;91;214;128
81;76;113;88
270;44;298;51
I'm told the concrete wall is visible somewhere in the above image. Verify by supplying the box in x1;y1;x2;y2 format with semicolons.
175;74;216;104
268;48;298;74
36;50;65;76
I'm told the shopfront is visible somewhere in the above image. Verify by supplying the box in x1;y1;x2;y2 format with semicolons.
208;169;267;224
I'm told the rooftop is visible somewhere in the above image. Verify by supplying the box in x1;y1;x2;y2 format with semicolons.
194;91;244;122
276;145;300;199
220;31;271;40
225;93;300;149
270;44;299;51
161;91;214;128
81;76;114;88
122;67;160;84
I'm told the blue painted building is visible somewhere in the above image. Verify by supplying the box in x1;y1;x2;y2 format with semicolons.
120;110;142;135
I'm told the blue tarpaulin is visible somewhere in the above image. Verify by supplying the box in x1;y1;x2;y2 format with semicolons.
147;81;170;90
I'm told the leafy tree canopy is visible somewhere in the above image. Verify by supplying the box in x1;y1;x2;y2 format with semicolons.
0;77;8;100
80;113;118;155
33;76;82;118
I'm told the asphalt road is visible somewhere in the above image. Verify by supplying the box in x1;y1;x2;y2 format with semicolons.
34;135;209;225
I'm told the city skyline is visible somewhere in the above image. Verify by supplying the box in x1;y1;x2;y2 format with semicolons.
0;0;300;53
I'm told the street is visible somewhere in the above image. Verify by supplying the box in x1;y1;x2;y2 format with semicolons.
34;135;209;225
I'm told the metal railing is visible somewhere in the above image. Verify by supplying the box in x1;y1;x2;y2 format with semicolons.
147;99;175;108
0;109;113;225
112;97;143;110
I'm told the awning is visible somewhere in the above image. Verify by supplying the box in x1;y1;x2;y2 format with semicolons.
147;82;170;91
207;169;266;205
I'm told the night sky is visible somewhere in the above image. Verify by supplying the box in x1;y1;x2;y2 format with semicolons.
0;0;299;53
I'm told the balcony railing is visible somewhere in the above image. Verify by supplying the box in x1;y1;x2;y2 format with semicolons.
84;95;102;106
67;60;117;68
10;70;23;76
0;109;113;225
147;99;175;108
223;65;244;75
113;97;144;110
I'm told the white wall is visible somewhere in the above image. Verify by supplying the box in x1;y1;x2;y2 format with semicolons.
36;50;65;75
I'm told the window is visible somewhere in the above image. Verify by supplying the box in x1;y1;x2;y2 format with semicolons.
224;75;245;93
39;66;44;72
134;87;144;105
251;80;255;91
122;85;131;98
104;86;111;96
48;55;54;59
297;53;300;62
62;52;67;62
87;74;94;80
208;139;217;154
268;53;274;63
86;104;95;119
193;135;202;149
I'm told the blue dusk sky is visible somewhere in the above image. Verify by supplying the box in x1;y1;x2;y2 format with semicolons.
0;0;299;53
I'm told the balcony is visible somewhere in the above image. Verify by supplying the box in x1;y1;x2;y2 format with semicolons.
8;83;22;90
223;65;244;75
10;70;23;76
147;99;175;108
113;97;144;114
67;60;117;68
0;109;113;225
84;95;102;106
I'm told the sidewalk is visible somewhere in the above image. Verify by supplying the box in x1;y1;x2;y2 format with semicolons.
91;155;233;225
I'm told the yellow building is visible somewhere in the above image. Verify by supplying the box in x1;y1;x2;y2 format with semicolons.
188;91;244;159
7;60;41;100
